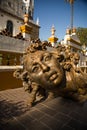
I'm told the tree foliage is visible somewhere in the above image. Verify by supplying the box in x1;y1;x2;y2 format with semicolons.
76;27;87;45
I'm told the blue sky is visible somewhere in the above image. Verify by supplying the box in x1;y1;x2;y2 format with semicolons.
34;0;87;41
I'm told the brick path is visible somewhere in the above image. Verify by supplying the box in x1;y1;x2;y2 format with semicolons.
0;87;87;130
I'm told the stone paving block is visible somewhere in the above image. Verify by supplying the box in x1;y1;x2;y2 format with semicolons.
37;105;57;116
42;97;66;107
60;125;74;130
26;119;51;130
54;112;71;123
15;114;35;128
0;88;87;130
27;109;45;120
1;120;26;130
69;111;87;123
66;118;87;130
39;114;63;130
34;102;45;109
74;103;87;115
44;99;72;115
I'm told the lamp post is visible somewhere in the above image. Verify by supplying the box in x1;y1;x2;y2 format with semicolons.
81;44;87;72
65;0;75;31
82;44;87;56
70;0;74;30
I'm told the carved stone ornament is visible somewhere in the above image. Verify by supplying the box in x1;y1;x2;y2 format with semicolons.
13;39;87;106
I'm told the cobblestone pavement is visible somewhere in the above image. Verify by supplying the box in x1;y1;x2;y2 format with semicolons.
0;87;87;130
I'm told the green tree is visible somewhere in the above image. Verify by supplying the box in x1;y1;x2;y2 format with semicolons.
76;27;87;45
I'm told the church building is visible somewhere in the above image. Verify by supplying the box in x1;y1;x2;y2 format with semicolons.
0;0;40;66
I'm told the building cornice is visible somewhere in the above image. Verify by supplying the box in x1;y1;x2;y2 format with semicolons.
0;8;23;21
48;37;58;43
67;37;81;46
0;8;40;28
20;24;32;34
70;45;81;51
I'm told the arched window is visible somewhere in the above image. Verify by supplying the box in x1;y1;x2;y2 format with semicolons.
6;20;13;35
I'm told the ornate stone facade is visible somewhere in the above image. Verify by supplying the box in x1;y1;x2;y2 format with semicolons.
0;0;40;66
0;0;39;39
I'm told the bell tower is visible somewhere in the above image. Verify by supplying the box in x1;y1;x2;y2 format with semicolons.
48;25;58;47
23;0;34;20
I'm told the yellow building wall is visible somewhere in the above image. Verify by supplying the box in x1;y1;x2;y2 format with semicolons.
0;71;22;91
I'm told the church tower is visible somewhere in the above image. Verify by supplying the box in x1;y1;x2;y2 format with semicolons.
48;25;58;47
0;0;39;40
23;0;34;20
0;0;40;66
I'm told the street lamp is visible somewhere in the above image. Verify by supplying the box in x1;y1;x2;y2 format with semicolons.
82;44;87;55
81;44;87;72
65;0;75;30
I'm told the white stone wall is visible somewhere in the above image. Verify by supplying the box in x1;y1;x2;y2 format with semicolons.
0;11;23;36
0;0;24;18
0;35;29;53
0;0;39;41
0;0;25;36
